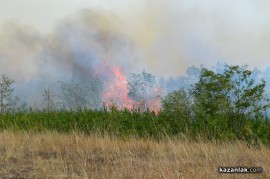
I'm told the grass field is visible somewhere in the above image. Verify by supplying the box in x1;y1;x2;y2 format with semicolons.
0;131;269;178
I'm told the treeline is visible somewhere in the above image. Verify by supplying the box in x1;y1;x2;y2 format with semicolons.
0;70;164;112
161;65;270;145
0;65;270;146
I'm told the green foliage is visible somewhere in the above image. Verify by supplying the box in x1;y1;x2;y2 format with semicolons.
0;65;270;145
160;90;192;134
191;65;270;142
0;109;168;139
0;107;269;144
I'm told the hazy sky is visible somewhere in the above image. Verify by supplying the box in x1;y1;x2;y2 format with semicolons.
1;0;269;33
0;0;127;33
1;0;270;77
0;0;149;31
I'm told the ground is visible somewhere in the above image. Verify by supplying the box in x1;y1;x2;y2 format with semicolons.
0;131;269;178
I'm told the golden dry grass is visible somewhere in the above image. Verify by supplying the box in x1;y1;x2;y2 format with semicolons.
0;131;269;179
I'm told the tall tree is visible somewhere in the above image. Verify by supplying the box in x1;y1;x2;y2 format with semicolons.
0;75;18;113
192;65;270;135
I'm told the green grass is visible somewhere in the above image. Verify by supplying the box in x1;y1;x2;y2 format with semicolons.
0;108;270;145
0;109;168;139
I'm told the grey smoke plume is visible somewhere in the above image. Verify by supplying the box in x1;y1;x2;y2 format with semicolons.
0;10;138;106
1;1;270;107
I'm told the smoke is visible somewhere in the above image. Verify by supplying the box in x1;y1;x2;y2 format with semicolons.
80;0;270;76
0;10;138;106
2;1;270;76
1;0;270;107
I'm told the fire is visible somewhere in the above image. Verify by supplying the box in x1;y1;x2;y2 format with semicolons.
98;62;162;113
102;66;133;109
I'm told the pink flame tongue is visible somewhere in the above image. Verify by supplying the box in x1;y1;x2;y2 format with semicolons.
103;66;133;109
101;64;161;113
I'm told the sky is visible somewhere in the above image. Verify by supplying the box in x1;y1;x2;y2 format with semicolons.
0;0;134;33
1;0;270;78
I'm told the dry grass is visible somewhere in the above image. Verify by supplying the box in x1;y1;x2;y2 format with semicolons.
0;131;269;179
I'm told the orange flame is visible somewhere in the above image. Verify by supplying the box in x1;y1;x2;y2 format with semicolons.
99;63;161;113
103;66;133;109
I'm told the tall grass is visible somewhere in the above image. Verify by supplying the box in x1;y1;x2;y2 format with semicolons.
0;108;270;145
0;109;167;139
0;131;269;178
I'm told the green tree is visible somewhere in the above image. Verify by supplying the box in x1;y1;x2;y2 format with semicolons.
224;66;268;121
192;68;231;116
161;90;192;133
192;65;270;138
0;74;18;113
